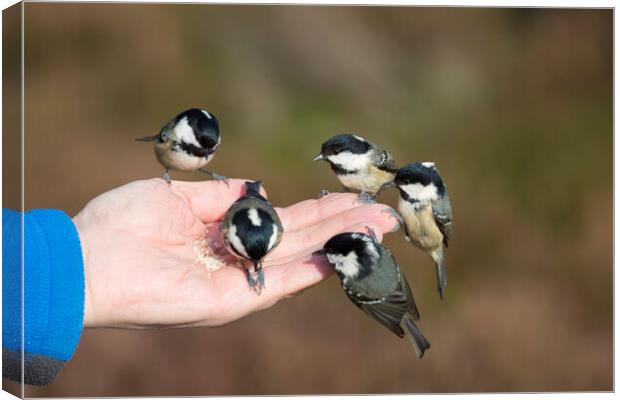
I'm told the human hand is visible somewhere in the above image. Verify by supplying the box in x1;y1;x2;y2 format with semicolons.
73;178;399;329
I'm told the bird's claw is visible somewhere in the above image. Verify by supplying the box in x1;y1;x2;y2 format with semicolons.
245;269;256;289
365;226;379;243
257;269;265;291
199;169;230;186
163;170;172;185
318;189;330;199
354;191;377;205
246;267;265;295
210;172;230;187
382;208;404;233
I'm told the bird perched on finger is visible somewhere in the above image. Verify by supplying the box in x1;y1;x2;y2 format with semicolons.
220;181;283;294
313;134;398;204
136;108;228;184
314;227;430;358
382;162;453;300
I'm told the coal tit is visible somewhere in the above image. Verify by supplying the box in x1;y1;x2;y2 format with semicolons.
314;227;431;358
137;108;228;184
219;181;283;294
313;134;398;204
383;162;453;300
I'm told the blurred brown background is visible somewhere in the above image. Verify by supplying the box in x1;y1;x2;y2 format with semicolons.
2;4;612;396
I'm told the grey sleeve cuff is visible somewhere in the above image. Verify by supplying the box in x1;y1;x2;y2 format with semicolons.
3;348;66;386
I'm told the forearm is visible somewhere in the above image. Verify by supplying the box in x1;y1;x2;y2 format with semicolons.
2;209;85;385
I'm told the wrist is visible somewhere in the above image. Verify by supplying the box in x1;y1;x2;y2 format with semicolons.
73;214;98;328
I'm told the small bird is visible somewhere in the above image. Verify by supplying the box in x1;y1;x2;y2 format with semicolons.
313;227;430;358
382;162;453;300
220;181;283;294
313;134;398;203
137;108;228;184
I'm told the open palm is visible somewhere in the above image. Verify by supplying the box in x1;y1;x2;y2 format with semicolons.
73;178;398;329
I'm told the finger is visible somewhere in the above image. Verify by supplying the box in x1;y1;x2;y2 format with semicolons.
275;192;364;231
198;223;384;324
172;179;267;223
205;252;335;321
267;204;397;260
263;222;385;267
226;223;384;312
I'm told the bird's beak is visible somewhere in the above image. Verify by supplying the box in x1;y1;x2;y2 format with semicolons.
378;180;396;194
135;134;158;142
313;153;325;161
312;249;326;256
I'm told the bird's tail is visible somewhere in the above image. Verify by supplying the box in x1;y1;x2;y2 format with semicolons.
245;180;263;194
135;134;159;142
401;313;430;359
430;247;447;301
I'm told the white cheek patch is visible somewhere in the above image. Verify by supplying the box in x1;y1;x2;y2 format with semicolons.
399;195;416;212
327;151;370;171
327;251;360;279
202;109;212;119
226;225;249;259
422;161;436;168
173;117;201;147
247;208;262;227
267;224;279;251
401;182;439;202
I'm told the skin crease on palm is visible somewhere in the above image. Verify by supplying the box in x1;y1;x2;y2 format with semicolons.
73;178;399;329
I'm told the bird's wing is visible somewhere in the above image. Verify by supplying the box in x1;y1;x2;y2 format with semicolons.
432;192;453;247
348;291;406;338
397;269;420;320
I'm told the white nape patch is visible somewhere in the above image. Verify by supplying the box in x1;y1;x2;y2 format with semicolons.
247;208;262;227
226;225;249;259
327;250;360;279
267;224;279;251
352;134;366;142
173;117;201;146
213;134;221;150
401;182;439;202
363;239;380;261
422;161;436;168
327;151;371;171
202;110;212;119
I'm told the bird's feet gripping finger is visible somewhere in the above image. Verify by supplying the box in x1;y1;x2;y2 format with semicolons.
245;268;265;295
199;169;230;187
318;189;331;199
355;191;377;205
163;169;172;185
256;269;265;293
365;226;379;243
245;269;257;291
381;207;404;233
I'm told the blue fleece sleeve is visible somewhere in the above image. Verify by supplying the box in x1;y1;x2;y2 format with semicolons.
3;208;85;385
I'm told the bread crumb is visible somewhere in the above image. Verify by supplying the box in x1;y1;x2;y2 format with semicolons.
188;238;226;279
